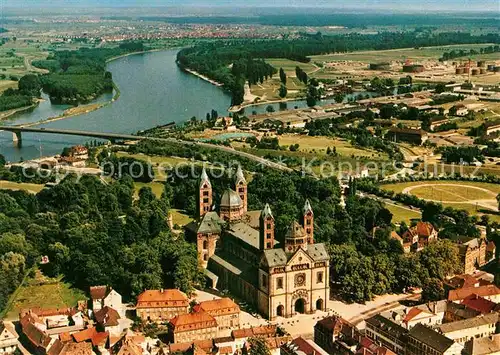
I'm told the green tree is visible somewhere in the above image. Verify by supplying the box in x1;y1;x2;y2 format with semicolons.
278;84;287;98
266;105;275;113
422;278;445;301
248;337;271;355
279;68;287;85
18;74;41;96
0;154;5;167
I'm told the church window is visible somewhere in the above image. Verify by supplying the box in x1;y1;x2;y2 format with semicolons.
306;228;311;234
203;191;209;196
239;187;244;192
306;219;311;225
203;240;208;250
203;198;209;203
267;223;272;229
266;233;271;239
317;271;323;283
203;254;208;261
277;277;283;289
266;242;272;249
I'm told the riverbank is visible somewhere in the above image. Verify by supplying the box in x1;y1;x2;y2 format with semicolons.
0;103;39;121
182;68;224;87
229;96;306;113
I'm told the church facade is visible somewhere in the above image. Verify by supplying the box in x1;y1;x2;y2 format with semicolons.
185;167;330;320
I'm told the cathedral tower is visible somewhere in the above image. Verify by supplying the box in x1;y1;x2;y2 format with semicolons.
199;167;212;218
260;204;275;250
303;199;314;244
235;165;247;213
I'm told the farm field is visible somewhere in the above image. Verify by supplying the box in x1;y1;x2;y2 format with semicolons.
3;270;86;321
309;44;496;63
0;180;44;193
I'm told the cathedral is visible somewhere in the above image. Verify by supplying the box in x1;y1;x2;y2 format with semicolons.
185;167;330;320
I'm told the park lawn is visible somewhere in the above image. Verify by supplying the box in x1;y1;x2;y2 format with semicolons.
385;203;421;224
0;180;44;194
265;58;318;76
3;270;86;321
170;209;193;227
408;184;496;202
278;134;387;159
309;44;494;63
249;77;305;101
133;181;165;198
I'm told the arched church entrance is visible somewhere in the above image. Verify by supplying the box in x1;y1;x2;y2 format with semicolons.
316;298;324;310
294;298;305;314
276;305;284;317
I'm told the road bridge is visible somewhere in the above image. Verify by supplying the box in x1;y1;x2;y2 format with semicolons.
0;126;293;172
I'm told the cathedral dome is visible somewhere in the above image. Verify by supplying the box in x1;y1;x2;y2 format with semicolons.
220;189;242;207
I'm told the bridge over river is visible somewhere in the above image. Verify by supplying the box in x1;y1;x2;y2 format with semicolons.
0;126;293;173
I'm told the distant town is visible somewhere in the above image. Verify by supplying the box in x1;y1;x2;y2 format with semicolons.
0;4;499;355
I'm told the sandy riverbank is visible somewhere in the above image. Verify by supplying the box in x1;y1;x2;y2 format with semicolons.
0;103;39;121
183;68;224;87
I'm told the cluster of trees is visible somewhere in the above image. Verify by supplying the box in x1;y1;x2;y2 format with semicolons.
295;66;308;84
0;74;42;112
439;146;484;164
440;44;500;61
0;173;204;313
433;122;458;132
98;151;155;183
0;155;54;184
430;94;464;105
33;42;145;104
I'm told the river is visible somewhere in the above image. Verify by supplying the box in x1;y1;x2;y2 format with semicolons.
0;49;373;162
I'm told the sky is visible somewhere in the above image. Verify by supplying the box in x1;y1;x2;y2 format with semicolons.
0;0;498;11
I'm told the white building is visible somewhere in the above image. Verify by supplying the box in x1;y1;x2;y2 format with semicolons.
0;321;19;354
439;313;499;345
90;286;124;317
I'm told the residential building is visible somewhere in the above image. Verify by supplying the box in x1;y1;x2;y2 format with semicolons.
438;313;499;345
463;333;500;355
281;336;329;355
365;314;408;355
444;302;481;323
168;311;218;344
458;238;488;275
406;324;463;355
357;336;397;355
402;221;438;253
20;313;55;354
192;298;240;331
448;285;500;304
314;316;357;354
444;274;480;292
185;167;330;320
93;306;121;335
0;321;19;354
401;301;447;329
90;285;123;316
385;127;429;145
136;289;189;322
461;294;500;315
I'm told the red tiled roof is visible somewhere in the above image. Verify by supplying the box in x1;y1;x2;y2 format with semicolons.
232;325;277;339
60;342;93;355
288;337;317;355
403;308;424;324
59;332;72;343
192;298;240;316
91;331;109;347
94;306;120;326
218;346;233;355
136;289;188;308
47;339;65;355
448;285;500;302
20;314;52;350
487;241;496;252
90;286;108;300
415;221;436;237
21;307;77;318
72;327;98;343
445;274;479;289
266;336;292;350
461;294;499;314
169;311;217;332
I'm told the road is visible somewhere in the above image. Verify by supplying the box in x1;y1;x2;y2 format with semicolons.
0;126;293;173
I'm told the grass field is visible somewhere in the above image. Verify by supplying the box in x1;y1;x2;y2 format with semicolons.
385;203;421;224
278;134;387;159
170;208;193;227
3;270;86;320
309;44;495;63
383;180;500;195
0;180;44;193
133;181;166;198
265;58;318;76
